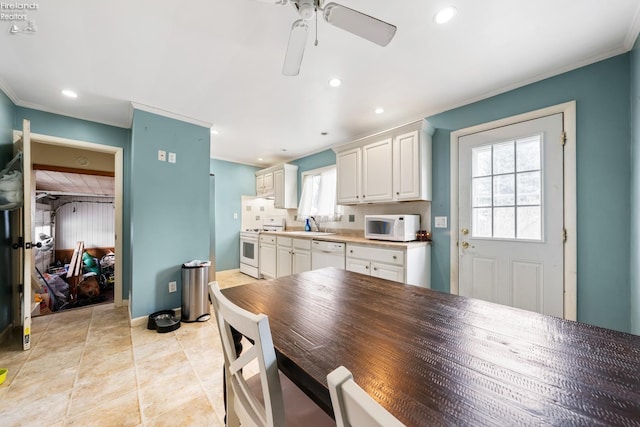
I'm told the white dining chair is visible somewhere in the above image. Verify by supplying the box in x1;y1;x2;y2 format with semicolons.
327;366;405;427
209;281;334;427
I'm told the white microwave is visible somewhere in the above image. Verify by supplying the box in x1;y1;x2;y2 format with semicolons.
364;214;421;242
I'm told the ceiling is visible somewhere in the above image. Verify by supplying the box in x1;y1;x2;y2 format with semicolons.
1;1;639;167
35;170;114;197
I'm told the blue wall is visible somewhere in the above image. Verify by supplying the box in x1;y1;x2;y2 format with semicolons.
426;54;632;333
130;110;210;318
210;159;258;271
631;37;640;335
13;107;133;297
0;89;15;334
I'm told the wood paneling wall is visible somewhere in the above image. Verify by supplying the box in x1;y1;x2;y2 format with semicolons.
54;198;115;250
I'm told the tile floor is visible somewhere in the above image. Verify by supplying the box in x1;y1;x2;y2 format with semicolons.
0;269;260;427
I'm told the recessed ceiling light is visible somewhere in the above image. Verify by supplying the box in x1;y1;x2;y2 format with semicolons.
375;107;384;114
258;157;263;161
211;129;219;135
328;78;342;87
61;89;78;98
435;6;457;24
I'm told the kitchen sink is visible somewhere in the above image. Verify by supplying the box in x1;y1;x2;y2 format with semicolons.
282;231;336;237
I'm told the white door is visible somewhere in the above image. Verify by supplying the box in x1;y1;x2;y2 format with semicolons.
276;246;292;278
13;119;33;350
336;148;361;204
346;258;370;275
292;250;310;274
458;113;564;317
371;262;404;283
393;130;420;200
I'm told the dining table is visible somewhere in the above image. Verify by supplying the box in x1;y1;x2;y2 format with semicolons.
221;267;640;426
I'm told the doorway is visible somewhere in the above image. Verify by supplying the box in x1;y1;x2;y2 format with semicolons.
13;129;123;336
449;102;577;320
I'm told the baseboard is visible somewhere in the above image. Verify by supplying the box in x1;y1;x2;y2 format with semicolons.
129;307;182;328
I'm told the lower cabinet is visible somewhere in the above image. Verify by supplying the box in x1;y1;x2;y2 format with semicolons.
277;237;311;278
346;243;430;287
259;235;277;279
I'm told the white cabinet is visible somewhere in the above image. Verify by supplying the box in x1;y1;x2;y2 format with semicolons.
346;243;430;287
277;237;311;277
362;138;393;202
256;164;298;209
259;234;277;279
334;121;434;205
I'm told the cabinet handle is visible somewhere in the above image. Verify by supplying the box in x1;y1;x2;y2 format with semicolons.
362;195;366;198
393;255;397;260
396;192;399;195
356;195;359;199
365;265;369;269
373;267;378;271
350;249;353;253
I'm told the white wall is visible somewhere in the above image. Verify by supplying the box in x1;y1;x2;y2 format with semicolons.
53;196;115;249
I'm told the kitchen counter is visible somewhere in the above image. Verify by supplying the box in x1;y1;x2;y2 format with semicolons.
260;230;431;249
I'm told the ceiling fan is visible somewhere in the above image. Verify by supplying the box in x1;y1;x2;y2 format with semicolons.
257;0;397;76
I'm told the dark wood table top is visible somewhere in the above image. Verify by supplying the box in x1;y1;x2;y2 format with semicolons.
222;267;640;426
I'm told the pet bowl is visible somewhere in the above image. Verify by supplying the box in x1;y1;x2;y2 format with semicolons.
0;368;7;385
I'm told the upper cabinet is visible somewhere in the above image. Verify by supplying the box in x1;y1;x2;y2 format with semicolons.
334;121;434;205
256;163;298;209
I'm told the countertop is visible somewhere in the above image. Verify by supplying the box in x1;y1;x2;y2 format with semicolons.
260;230;431;249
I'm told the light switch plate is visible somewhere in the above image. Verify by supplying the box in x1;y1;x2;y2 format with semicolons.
434;216;448;228
233;213;238;220
168;152;176;163
158;150;166;161
168;281;177;293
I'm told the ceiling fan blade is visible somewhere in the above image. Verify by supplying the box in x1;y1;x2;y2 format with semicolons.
323;2;396;47
282;19;309;76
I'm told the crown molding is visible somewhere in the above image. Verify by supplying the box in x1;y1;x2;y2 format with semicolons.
624;2;640;51
130;102;213;129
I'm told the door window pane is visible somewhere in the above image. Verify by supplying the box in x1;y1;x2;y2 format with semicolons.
472;146;492;177
494;207;515;239
493;141;514;175
517;171;541;205
472;177;492;207
517;206;541;240
516;136;541;172
493;174;515;206
473;208;492;237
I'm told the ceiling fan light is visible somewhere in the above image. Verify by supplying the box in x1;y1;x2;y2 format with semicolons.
329;78;342;87
298;0;315;20
323;2;396;47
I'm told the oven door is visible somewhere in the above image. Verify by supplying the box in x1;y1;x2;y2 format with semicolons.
240;236;259;268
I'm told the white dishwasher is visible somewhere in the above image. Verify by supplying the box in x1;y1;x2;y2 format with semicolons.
311;240;346;270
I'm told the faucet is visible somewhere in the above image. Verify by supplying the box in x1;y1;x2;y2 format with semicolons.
310;216;321;232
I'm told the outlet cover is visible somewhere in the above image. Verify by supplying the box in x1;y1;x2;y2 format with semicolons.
169;281;177;293
434;216;448;228
158;150;166;161
349;214;355;222
168;152;176;163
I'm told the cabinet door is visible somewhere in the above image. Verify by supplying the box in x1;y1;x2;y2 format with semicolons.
393;130;421;200
362;138;393;202
256;174;264;195
260;244;277;278
346;258;371;275
274;169;284;208
263;172;274;193
371;262;404;283
336;148;361;204
292;250;311;274
276;246;292;278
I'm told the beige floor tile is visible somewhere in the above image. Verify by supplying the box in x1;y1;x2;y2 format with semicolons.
76;349;134;382
64;390;141;427
133;335;182;363
3;364;77;403
139;370;204;420
0;389;71;426
67;366;137;417
145;393;222;427
135;350;193;390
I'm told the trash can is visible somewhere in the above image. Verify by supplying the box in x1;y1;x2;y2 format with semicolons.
181;260;211;322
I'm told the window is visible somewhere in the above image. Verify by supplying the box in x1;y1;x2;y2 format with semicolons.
297;166;342;221
471;135;542;240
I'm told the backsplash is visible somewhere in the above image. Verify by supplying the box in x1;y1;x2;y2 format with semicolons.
241;195;431;232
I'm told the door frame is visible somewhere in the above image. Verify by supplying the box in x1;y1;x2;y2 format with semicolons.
449;101;577;320
14;130;124;308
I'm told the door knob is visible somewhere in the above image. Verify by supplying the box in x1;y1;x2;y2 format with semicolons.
460;241;473;249
461;228;469;235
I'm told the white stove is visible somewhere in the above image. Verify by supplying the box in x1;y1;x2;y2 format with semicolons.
239;217;284;278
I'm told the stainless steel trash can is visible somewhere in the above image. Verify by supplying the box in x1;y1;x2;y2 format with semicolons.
181;261;211;322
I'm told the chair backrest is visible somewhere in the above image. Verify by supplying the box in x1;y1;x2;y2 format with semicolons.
327;366;405;427
209;281;285;427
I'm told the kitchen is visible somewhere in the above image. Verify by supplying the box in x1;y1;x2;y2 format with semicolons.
239;121;434;287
